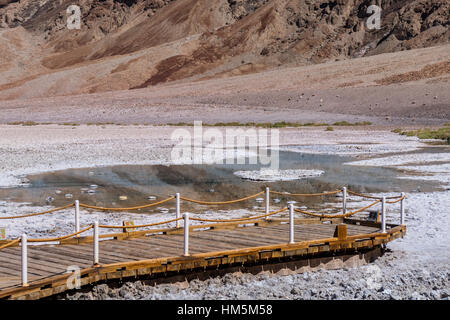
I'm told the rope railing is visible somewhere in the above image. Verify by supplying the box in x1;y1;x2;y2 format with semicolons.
0;189;406;220
98;217;183;229
270;190;341;197
179;191;264;205
2;186;407;288
78;196;175;211
189;207;289;223
27;225;94;243
0;203;75;220
0;238;20;250
294;199;381;219
386;194;407;204
347;190;403;200
0;193;403;246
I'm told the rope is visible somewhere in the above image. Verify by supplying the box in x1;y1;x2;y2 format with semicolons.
294;200;381;218
98;217;183;229
386;194;406;204
270;190;341;197
180;191;264;205
347;190;403;200
0;238;20;250
0;203;75;220
28;225;93;243
79;196;175;211
189;207;288;223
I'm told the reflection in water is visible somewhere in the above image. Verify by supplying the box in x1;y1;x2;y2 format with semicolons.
0;149;444;213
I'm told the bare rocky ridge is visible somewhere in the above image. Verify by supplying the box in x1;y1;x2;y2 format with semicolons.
0;0;448;99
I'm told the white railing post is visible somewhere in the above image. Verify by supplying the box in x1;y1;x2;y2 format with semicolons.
342;187;347;214
289;204;295;244
75;200;80;237
381;196;386;233
400;192;405;225
183;213;190;256
265;187;270;220
176;193;181;228
21;234;28;287
93;221;99;265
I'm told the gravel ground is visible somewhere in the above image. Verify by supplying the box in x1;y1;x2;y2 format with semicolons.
66;260;449;300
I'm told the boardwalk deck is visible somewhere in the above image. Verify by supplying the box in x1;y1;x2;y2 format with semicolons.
0;217;406;300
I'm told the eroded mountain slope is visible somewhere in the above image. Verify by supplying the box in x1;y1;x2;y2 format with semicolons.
0;0;448;99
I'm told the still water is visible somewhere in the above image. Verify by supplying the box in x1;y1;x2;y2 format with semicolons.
0;148;445;212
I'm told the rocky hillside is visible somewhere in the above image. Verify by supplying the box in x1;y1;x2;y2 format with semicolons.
0;0;448;99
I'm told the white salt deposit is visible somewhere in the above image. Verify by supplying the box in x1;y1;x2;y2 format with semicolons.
234;169;324;181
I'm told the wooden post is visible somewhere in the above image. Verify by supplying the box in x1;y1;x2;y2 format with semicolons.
289;204;294;244
93;221;99;265
334;224;347;240
75;200;80;237
400;192;405;225
265;187;270;220
21;234;28;287
122;221;135;233
176;193;181;228
183;213;190;256
381;196;386;233
342;187;347;214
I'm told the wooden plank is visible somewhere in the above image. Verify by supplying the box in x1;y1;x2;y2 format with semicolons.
36;246;113;265
0;221;403;300
0;266;21;277
99;240;172;260
198;227;290;245
334;224;347;240
258;224;337;238
214;227;291;241
188;231;277;248
0;259;49;277
0;250;65;274
247;225;334;242
124;237;185;256
257;225;333;238
25;247;93;268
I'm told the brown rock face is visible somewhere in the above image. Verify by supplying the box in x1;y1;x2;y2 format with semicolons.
0;0;448;99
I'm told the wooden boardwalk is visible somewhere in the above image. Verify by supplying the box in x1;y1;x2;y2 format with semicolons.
0;217;405;300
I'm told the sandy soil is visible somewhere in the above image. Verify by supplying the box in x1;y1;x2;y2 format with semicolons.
0;44;449;126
